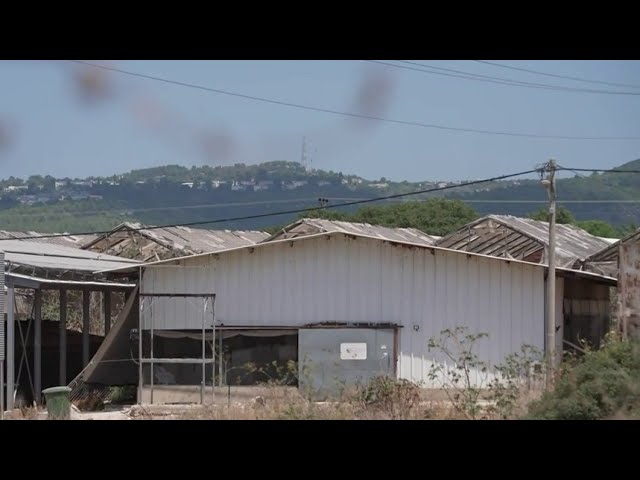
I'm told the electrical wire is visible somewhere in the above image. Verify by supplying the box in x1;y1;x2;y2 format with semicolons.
69;61;640;141
557;164;640;224
8;198;640;222
368;60;640;96
473;60;640;90
557;167;640;174
0;168;542;241
3;167;640;224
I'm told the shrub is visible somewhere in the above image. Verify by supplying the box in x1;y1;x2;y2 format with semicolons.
352;376;421;420
427;327;545;419
527;335;640;420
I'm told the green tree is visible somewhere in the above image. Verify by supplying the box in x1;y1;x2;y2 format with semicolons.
575;220;619;238
529;205;576;224
300;199;478;236
27;174;44;192
298;209;349;221
42;175;56;192
617;223;638;238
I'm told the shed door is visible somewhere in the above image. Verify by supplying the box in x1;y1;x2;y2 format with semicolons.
298;328;395;400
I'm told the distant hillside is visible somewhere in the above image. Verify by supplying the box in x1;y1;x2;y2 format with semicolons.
0;159;638;233
447;159;640;225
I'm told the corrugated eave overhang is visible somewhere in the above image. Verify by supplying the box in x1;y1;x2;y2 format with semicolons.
1;238;141;273
4;272;136;290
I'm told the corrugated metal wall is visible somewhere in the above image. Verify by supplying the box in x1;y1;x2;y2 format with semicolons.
141;235;546;386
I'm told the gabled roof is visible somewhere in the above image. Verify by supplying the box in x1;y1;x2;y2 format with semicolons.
96;229;616;286
82;222;270;261
0;229;96;249
435;215;610;268
264;218;437;246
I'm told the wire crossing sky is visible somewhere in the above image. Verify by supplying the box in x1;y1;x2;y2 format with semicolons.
0;60;639;181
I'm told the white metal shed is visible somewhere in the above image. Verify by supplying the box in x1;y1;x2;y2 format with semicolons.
100;230;615;391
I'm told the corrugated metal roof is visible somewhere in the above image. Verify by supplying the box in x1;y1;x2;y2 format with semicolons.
0;239;139;272
82;222;270;261
264;218;437;246
435;215;611;268
97;229;617;286
0;230;96;248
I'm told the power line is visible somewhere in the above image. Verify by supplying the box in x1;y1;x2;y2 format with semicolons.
557;167;640;174
69;60;640;141
3;166;640;220
473;60;640;90
9;197;640;221
399;61;590;91
368;60;640;96
0;168;542;241
367;60;559;90
557;163;640;223
0;197;369;219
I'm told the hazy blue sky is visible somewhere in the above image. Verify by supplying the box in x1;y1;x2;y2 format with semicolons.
1;60;639;182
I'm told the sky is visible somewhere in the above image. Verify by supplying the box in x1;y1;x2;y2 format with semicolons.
0;60;639;182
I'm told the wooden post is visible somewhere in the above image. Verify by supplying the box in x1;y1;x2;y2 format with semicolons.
83;291;90;367
34;289;42;404
6;285;15;410
59;289;67;385
104;290;112;336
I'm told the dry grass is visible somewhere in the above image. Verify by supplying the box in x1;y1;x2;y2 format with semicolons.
84;373;546;420
3;405;43;420
87;387;543;420
130;384;472;420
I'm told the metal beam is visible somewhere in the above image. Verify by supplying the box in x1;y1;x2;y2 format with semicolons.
40;285;133;292
0;360;3;420
59;289;67;385
140;358;216;364
4;273;134;291
83;291;90;368
104;290;111;336
137;278;142;404
6;285;14;410
34;289;42;404
139;293;215;297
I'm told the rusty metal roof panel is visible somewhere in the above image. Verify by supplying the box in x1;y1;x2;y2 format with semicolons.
264;218;437;246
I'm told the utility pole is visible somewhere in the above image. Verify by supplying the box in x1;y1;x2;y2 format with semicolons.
301;136;309;170
542;159;557;386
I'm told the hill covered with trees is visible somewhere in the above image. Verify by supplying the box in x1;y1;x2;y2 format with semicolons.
0;158;638;235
